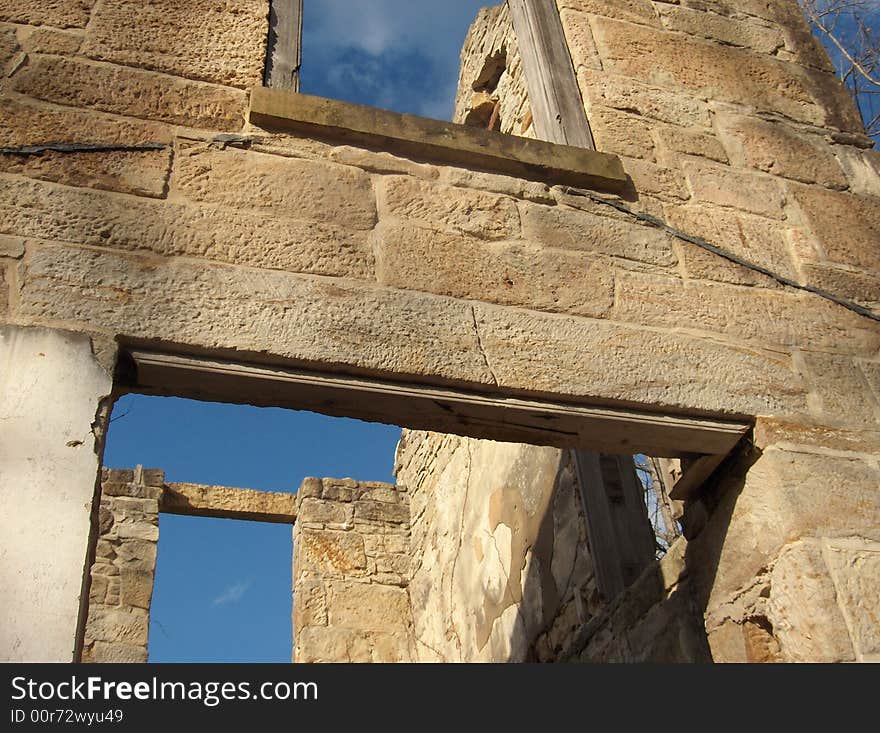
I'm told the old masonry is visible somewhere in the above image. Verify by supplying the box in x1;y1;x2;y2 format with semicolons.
1;0;879;663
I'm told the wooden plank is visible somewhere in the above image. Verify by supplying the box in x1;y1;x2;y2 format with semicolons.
507;0;595;149
122;350;750;459
669;453;728;501
608;454;657;586
161;482;297;524
249;87;626;191
265;0;303;91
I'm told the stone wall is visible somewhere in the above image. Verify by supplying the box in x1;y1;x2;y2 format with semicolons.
82;467;162;663
292;477;414;662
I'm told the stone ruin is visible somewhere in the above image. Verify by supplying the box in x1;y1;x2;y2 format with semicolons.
1;0;879;663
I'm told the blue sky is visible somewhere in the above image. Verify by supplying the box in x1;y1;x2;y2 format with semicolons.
101;1;489;663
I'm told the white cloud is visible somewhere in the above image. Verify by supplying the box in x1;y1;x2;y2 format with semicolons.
212;580;250;607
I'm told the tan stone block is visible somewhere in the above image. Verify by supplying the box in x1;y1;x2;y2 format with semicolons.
375;222;613;318
768;540;856;662
12;55;246;132
297;477;323;499
0;177;373;280
834;147;880;197
558;9;602;72
19;27;83;55
172;144;376;230
298;529;367;576
0;235;23;259
621;157;689;201
683;159;785;218
801;264;880;307
802;352;880;426
377;177;520;240
0;1;94;28
590;16;862;131
82;0;266;88
439;167;553;204
354;500;410;525
329;147;438;180
656;4;784;54
717;115;846;188
753;417;880;455
822;538;880;661
692;448;880;611
655;126;728;163
85;607;149;645
293;580;327;632
116;518;159;542
790;184;880;273
0;23;17;68
296;499;351;526
473;303;808;417
557;0;660;25
119;568;154;609
520;201;677;267
665;204;799;285
577;67;711;128
86;641;147;663
614;271;880;356
325;580;411;632
89;574;109;604
19;243;496;388
0;102;172;198
113;539;157;571
586;106;656;160
359;486;403;504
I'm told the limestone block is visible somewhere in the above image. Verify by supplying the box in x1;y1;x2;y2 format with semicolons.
590;16;862;131
354;500;410;525
801;352;880;426
800;263;880;307
656;4;785;54
439;167;553;204
790;184;880;273
375;222;614;318
12;55;247;132
85;608;149;646
620;157;689;201
823;538;880;662
683;159;785;219
18;27;83;56
717;115;846;188
577;67;711;128
293;580;328;631
834;147;880;197
359;487;402;504
295;627;410;663
328;146;438;179
19;243;495;389
655;127;728;164
298;529;367;577
613;271;880;356
85;641;147;664
753;417;880;455
82;0;266;88
585;106;656;160
0;1;94;28
692;448;880;611
767;540;856;662
0;23;17;68
0;234;23;259
113;539;158;571
296;499;351;527
472;302;808;417
0;177;374;280
558;9;602;72
665;204;798;285
119;568;154;610
519;201;677;267
557;0;660;26
325;581;411;632
172;145;376;230
376;177;520;241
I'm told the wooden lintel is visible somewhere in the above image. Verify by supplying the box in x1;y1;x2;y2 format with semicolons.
161;482;297;524
249;86;626;191
124;350;750;460
669;453;729;501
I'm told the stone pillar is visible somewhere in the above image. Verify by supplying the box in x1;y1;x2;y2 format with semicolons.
0;325;113;661
82;468;162;663
292;477;414;662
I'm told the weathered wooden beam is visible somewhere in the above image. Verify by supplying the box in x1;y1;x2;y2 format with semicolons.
669;453;729;502
265;0;303;92
249;87;625;191
123;350;749;459
507;0;595;149
161;482;297;524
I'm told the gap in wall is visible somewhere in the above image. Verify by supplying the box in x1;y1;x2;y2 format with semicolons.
102;394;402;662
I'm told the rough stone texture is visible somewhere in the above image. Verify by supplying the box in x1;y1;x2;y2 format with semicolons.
11;55;247;132
398;432;597;662
292;478;414;663
82;468;160;664
82;0;267;89
0;1;95;28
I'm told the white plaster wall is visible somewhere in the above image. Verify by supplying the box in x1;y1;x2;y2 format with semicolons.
0;326;112;661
